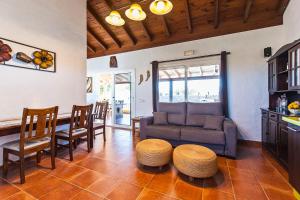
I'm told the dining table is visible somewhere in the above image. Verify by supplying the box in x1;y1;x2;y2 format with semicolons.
0;113;94;148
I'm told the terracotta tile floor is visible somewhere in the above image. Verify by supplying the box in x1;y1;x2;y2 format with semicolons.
0;128;296;200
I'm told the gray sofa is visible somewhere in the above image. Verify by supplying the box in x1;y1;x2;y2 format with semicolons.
140;102;237;158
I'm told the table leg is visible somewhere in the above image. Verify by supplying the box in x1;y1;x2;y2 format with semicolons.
132;120;136;135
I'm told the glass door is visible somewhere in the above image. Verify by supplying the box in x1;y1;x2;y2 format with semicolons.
113;73;132;126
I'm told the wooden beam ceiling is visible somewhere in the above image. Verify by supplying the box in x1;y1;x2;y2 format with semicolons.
277;0;290;15
161;16;171;37
87;0;289;58
140;21;152;41
184;0;193;33
103;0;137;45
87;26;107;50
244;0;254;23
87;42;96;53
214;0;220;29
87;2;122;48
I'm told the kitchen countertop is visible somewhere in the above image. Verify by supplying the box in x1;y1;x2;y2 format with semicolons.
282;116;300;126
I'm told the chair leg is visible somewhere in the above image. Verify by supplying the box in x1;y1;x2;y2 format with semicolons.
2;149;8;178
73;140;77;149
20;156;25;184
103;127;106;142
55;138;58;157
36;151;42;164
69;140;73;161
51;141;56;169
87;132;91;153
93;129;96;139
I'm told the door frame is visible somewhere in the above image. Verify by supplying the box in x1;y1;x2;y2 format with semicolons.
111;69;136;129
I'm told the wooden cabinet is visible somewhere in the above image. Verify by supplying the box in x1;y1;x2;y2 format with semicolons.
261;109;288;169
268;59;277;93
289;44;300;90
261;112;268;146
268;118;278;155
288;125;300;193
278;123;288;168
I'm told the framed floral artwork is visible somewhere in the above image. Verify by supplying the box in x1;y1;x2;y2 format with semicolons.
0;37;56;73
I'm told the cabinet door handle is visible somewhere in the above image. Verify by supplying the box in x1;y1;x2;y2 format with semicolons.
287;127;297;132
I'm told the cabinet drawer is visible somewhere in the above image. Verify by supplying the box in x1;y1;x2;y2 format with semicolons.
261;110;269;118
269;112;278;121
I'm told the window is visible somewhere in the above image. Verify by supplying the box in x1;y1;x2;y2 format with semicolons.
158;60;220;103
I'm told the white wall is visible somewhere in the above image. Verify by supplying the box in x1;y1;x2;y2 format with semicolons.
0;0;87;119
88;26;285;141
0;0;87;165
283;0;300;42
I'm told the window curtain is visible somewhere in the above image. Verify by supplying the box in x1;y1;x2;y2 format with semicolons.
220;51;228;117
152;61;159;112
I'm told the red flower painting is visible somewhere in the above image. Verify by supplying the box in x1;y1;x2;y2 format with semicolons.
0;40;12;62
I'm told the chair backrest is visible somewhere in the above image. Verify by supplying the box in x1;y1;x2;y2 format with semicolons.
94;101;108;121
20;106;59;150
69;104;93;132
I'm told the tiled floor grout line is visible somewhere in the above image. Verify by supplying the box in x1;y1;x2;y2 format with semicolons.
226;158;237;200
1;176;38;200
263;152;295;191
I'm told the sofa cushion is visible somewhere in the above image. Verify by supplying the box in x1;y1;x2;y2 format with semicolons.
181;127;225;145
186;115;206;127
187;102;223;116
158;102;186;125
153;112;168;125
204;116;225;131
145;125;181;140
168;114;186;125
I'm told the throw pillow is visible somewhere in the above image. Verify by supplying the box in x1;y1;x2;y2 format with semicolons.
203;116;225;131
153;112;168;125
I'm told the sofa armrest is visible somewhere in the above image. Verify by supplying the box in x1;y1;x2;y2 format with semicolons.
140;116;154;140
223;118;238;158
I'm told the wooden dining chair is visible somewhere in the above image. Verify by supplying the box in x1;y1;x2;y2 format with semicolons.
92;101;108;141
2;106;59;184
55;104;93;161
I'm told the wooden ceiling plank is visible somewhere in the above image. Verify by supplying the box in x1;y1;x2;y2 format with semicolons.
214;0;220;29
184;0;193;33
161;16;171;37
87;42;96;53
87;26;108;50
277;0;290;15
244;0;254;23
141;21;152;41
103;0;137;45
87;3;122;48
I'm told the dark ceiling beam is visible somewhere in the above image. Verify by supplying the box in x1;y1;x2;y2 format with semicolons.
87;26;108;50
243;0;254;23
87;42;96;53
87;3;122;48
184;0;193;33
277;0;290;15
140;21;152;41
161;16;171;37
214;0;220;29
103;0;137;45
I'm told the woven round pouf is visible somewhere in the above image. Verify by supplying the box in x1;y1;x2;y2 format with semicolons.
136;139;172;168
173;144;217;179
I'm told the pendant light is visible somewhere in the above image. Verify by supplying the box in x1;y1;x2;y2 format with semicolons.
150;0;173;15
125;3;146;21
105;11;125;26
